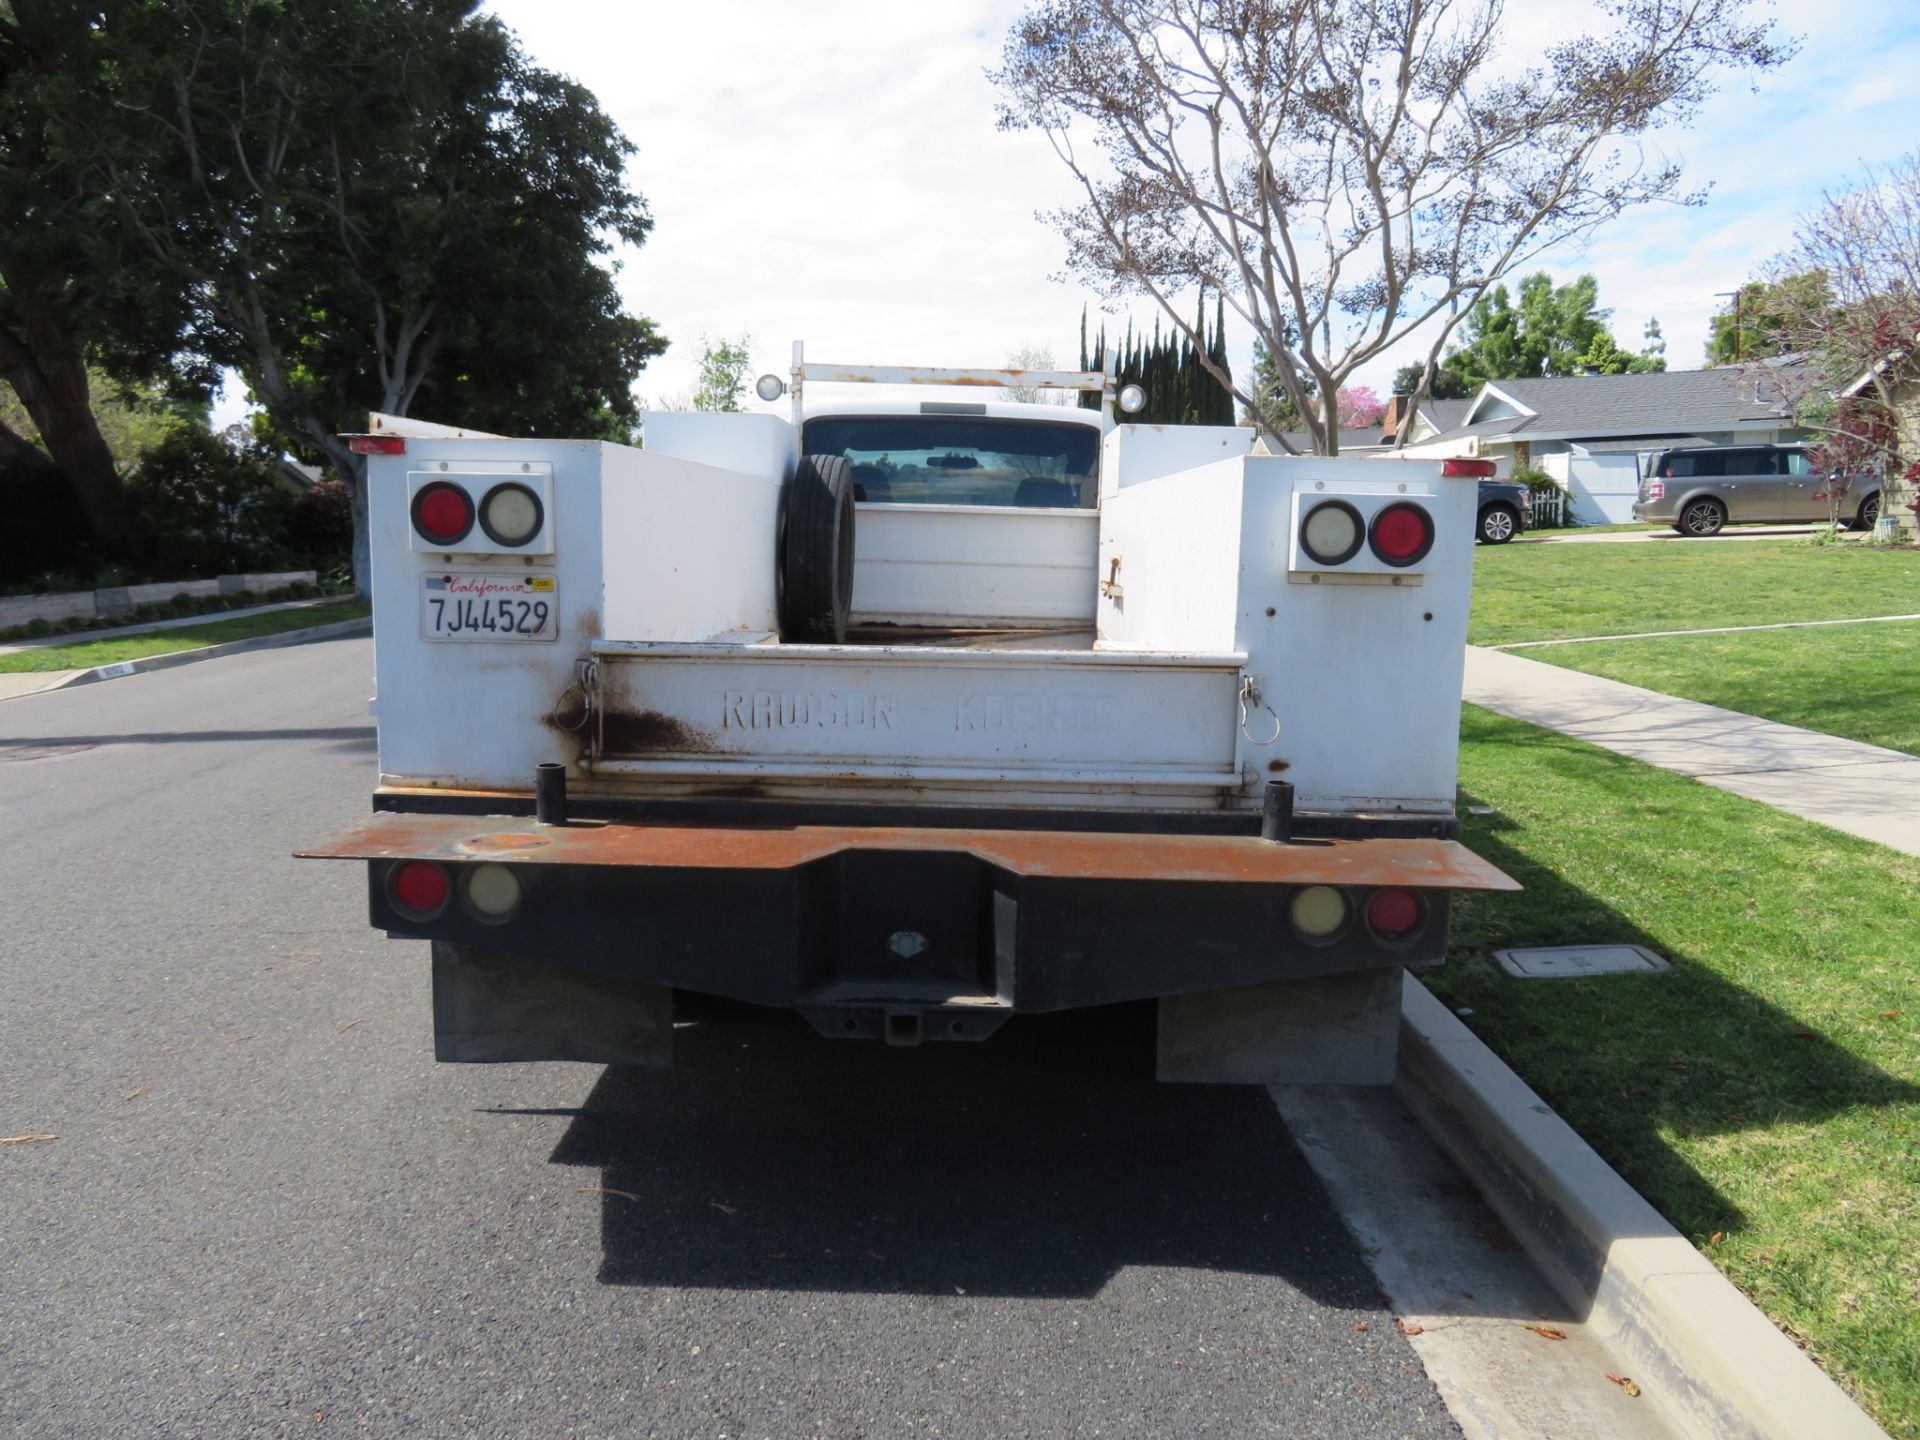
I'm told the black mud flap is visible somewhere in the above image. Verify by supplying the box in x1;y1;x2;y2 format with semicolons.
432;941;673;1067
1156;968;1404;1085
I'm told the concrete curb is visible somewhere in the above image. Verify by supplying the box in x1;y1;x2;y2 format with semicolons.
1395;974;1888;1440
11;617;371;697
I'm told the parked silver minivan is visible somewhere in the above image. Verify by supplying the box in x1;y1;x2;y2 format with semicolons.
1633;443;1881;536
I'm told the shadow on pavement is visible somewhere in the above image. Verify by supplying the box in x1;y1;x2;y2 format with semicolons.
544;997;1388;1303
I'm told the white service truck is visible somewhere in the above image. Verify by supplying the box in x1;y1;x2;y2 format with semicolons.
301;347;1515;1083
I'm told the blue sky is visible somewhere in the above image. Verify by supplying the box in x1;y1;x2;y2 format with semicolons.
329;0;1920;421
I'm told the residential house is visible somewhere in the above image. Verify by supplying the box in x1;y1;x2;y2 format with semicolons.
1840;359;1919;541
1396;363;1807;523
1379;394;1471;443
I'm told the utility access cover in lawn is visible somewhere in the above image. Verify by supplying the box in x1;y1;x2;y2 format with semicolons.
1494;943;1670;978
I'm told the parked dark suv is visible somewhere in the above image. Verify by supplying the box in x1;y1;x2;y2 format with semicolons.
1475;477;1532;544
1633;443;1881;536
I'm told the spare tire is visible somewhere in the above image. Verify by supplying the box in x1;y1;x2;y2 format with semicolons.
776;454;856;642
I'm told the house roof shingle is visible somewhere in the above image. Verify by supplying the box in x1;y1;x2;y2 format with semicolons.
1422;365;1805;447
1419;398;1473;431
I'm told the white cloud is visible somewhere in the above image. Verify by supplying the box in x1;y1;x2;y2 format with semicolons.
462;0;1920;420
483;0;1115;414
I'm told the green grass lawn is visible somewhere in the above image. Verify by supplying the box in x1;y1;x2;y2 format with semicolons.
1470;539;1920;645
1527;621;1920;758
0;599;369;673
1526;521;1658;536
1436;706;1920;1434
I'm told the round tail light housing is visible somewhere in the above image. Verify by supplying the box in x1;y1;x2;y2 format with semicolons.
1365;887;1426;944
387;860;451;921
411;481;474;548
1289;885;1351;944
1300;499;1365;566
462;863;524;924
478;482;544;547
1369;502;1435;567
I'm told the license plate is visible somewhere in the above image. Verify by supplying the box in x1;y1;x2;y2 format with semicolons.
421;572;558;642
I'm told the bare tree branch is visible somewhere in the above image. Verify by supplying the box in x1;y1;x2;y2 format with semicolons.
992;0;1790;454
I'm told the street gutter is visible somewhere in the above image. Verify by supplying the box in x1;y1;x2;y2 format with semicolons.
1395;974;1888;1440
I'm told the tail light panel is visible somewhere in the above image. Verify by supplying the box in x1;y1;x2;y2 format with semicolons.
406;462;554;556
1290;486;1440;580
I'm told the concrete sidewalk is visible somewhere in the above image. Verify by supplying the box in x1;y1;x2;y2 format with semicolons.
0;669;80;700
1464;646;1920;858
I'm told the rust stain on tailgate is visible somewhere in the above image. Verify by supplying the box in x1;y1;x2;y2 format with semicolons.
599;708;715;755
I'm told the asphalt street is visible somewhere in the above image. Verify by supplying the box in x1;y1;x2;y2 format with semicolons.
0;637;1461;1439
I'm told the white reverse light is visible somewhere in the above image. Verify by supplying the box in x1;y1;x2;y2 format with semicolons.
1290;885;1348;939
755;373;787;402
1117;383;1147;414
1299;499;1365;566
464;863;524;922
479;483;543;547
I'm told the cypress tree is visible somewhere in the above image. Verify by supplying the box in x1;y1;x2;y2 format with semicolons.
1070;298;1234;424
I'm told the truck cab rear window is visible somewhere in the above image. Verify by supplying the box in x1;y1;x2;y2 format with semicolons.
803;416;1100;509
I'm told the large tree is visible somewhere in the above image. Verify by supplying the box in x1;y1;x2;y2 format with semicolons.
1442;272;1663;389
1251;341;1382;431
1080;297;1235;425
66;0;663;587
692;335;754;413
1392;361;1470;401
0;2;205;552
1705;272;1832;366
992;0;1788;454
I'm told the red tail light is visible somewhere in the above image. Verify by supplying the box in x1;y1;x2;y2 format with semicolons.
411;481;474;547
1366;888;1424;940
388;860;451;919
1442;458;1496;478
1368;502;1434;567
1647;480;1665;500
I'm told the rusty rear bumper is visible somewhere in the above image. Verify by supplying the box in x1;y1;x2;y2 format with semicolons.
299;813;1517;889
298;813;1516;1029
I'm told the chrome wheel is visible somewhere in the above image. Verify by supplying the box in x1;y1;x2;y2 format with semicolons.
1854;493;1881;531
1479;505;1517;544
1680;498;1725;537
